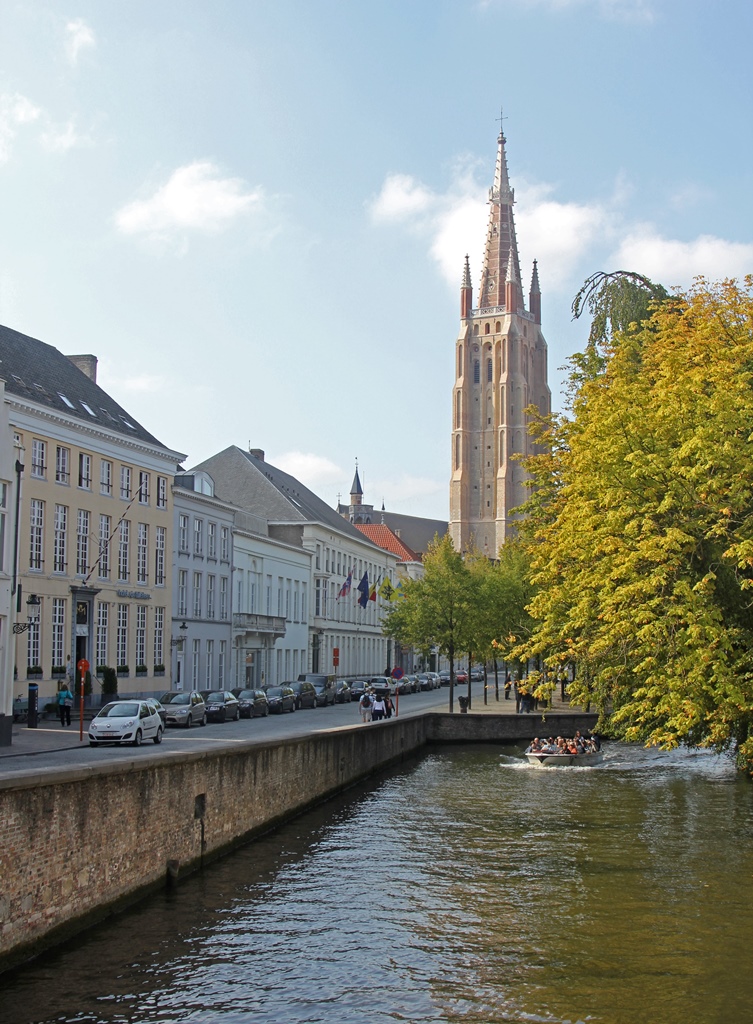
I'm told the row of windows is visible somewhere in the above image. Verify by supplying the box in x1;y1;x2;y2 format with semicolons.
177;570;230;620
29;499;166;585
236;572;308;623
25;436;168;508
189;639;228;689
177;514;230;560
25;600;165;670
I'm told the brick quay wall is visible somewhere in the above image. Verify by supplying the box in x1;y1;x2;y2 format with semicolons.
0;712;596;972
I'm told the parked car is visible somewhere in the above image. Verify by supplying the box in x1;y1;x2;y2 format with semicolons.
312;681;336;706
427;672;441;689
144;697;167;726
404;674;420;693
334;680;352;703
264;685;296;713
417;674;432;691
456;670;469;684
298;673;331;687
88;700;163;747
199;690;241;722
285;681;317;709
348;680;369;701
159;690;207;728
395;676;412;695
470;667;485;682
439;670;451;686
368;676;395;698
234;689;270;718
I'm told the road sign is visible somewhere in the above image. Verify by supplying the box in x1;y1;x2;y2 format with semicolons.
391;667;404;679
77;658;89;676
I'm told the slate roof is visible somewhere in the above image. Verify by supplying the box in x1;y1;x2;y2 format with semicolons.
0;322;175;452
378;511;448;557
192;446;385;549
354;523;420;562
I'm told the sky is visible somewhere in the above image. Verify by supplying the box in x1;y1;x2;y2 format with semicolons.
0;1;751;521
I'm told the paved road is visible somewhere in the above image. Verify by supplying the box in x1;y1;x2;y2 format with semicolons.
0;685;494;781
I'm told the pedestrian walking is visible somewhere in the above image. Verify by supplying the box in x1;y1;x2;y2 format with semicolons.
57;683;74;727
359;691;373;723
504;672;511;700
384;694;394;719
371;696;386;721
514;678;522;714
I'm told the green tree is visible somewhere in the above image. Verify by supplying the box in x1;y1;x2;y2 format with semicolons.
382;534;472;712
517;277;753;774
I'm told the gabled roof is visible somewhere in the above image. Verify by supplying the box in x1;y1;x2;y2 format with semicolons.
0;323;175;452
192;446;386;549
354;523;420;562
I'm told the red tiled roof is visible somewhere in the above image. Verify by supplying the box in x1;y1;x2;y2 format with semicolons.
354;524;420;561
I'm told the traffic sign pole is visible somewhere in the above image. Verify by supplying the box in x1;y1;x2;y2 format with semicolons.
77;658;89;741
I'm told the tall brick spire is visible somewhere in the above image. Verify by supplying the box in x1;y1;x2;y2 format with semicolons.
478;125;523;311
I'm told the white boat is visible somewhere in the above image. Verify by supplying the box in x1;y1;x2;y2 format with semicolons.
525;750;603;768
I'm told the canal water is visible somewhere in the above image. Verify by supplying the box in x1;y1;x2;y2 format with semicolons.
1;743;751;1024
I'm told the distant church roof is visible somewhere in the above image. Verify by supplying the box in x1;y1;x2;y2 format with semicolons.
354;523;420;562
350;466;363;498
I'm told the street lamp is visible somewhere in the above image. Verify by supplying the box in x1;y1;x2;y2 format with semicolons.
170;622;188;647
13;594;40;635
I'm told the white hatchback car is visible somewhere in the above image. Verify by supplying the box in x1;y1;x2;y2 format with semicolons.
88;700;164;747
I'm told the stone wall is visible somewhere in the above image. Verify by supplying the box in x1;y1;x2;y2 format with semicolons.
0;711;596;971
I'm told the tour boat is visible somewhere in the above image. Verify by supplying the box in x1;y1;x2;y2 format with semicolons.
524;749;603;768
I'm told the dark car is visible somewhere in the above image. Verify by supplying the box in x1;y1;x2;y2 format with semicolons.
394;676;411;695
417;674;432;691
348;680;369;701
439;670;451;686
264;685;296;713
144;697;167;726
334;680;352;703
159;690;207;728
286;681;318;709
234;689;270;718
312;681;336;707
199;690;240;722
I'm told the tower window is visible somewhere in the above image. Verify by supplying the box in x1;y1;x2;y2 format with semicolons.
487;358;492;382
455;435;460;470
496;321;501;332
484;323;490;335
457;344;463;377
473;360;480;384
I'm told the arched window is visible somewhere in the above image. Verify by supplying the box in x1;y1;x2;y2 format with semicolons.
487;358;492;382
473;324;479;336
455;434;460;470
484;323;490;335
473;360;480;384
455;390;461;427
457;345;463;377
495;321;501;333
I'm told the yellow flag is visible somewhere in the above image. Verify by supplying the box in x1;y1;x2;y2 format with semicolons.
379;577;396;601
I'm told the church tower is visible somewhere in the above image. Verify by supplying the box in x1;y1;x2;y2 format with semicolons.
449;124;551;555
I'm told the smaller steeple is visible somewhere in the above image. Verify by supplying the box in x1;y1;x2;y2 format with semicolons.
460;254;473;319
350;462;363;504
529;259;541;324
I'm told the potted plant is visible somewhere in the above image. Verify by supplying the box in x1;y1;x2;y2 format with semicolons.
117;664;130;677
135;664;148;677
75;671;92;698
100;666;118;697
154;663;165;676
26;665;42;678
51;665;66;680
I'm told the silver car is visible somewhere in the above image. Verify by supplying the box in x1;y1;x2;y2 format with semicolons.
160;690;207;728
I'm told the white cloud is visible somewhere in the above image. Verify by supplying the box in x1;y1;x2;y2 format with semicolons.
114;161;264;240
369;167;608;292
272;451;344;489
612;230;753;288
65;19;96;66
40;120;83;153
0;92;41;162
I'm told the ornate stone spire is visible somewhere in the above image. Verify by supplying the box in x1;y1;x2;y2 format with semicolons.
460;254;473;319
350;463;363;504
479;121;523;311
529;259;541;323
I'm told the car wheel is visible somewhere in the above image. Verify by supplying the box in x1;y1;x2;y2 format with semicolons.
185;715;192;729
153;727;163;745
88;740;98;747
132;729;142;747
290;703;295;712
200;714;206;726
235;707;240;721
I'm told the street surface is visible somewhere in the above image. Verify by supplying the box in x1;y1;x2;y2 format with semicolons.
0;682;505;781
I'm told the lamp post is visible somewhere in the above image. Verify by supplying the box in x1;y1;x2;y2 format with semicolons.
16;596;42;727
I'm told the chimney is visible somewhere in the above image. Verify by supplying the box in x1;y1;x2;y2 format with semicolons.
67;354;98;383
249;448;265;461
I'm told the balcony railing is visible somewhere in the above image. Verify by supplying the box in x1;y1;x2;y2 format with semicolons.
232;612;287;636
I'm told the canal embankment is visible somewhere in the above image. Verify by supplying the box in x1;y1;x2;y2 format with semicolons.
0;709;596;972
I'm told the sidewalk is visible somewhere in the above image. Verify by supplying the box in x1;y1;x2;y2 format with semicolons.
1;718;91;757
450;682;574;716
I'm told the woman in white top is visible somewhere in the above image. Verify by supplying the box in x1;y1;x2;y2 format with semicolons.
371;696;386;721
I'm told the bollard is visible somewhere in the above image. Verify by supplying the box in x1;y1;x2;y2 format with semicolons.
458;695;469;714
27;682;39;728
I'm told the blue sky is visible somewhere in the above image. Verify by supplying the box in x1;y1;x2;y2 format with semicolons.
1;0;751;519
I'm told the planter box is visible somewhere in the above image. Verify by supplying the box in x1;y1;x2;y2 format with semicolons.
154;668;165;677
116;667;130;677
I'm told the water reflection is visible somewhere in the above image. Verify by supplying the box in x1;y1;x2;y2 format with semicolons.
1;744;751;1024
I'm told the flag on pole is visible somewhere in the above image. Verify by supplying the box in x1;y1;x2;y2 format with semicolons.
379;577;396;602
337;571;352;599
357;571;369;608
369;581;377;602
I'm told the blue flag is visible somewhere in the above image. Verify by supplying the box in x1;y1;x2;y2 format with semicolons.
357;571;369;608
